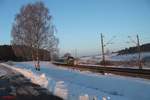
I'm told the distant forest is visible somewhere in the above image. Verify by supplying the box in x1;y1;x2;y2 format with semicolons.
0;45;50;61
117;43;150;55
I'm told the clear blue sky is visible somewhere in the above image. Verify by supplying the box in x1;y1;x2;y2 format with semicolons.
0;0;150;56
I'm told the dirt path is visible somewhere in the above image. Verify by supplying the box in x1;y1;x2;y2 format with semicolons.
0;64;62;100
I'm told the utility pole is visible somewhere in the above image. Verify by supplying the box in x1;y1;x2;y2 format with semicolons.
100;33;115;67
128;34;142;69
137;35;142;69
101;33;105;66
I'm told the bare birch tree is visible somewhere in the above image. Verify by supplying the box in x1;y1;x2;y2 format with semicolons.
11;1;58;70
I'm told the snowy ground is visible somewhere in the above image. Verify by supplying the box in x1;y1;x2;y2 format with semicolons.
3;62;150;100
110;52;150;61
79;52;150;67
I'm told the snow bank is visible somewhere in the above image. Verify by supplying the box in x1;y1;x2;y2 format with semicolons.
1;63;48;88
3;62;150;100
0;69;7;77
54;81;68;99
79;94;89;100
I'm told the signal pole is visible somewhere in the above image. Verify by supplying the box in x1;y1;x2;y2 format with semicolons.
137;35;142;69
101;33;105;66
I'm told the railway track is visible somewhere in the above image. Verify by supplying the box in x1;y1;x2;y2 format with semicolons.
53;62;150;79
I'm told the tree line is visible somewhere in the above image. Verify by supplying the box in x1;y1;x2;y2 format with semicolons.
117;43;150;55
0;45;52;61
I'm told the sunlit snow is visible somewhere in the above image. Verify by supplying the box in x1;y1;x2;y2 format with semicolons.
2;62;150;100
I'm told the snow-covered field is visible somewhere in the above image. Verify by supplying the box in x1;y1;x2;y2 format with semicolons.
2;62;150;100
111;52;150;61
79;52;150;66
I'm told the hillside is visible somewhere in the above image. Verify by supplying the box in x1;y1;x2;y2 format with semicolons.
117;43;150;55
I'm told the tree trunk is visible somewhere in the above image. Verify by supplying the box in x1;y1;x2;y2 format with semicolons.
32;48;36;68
36;48;40;70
